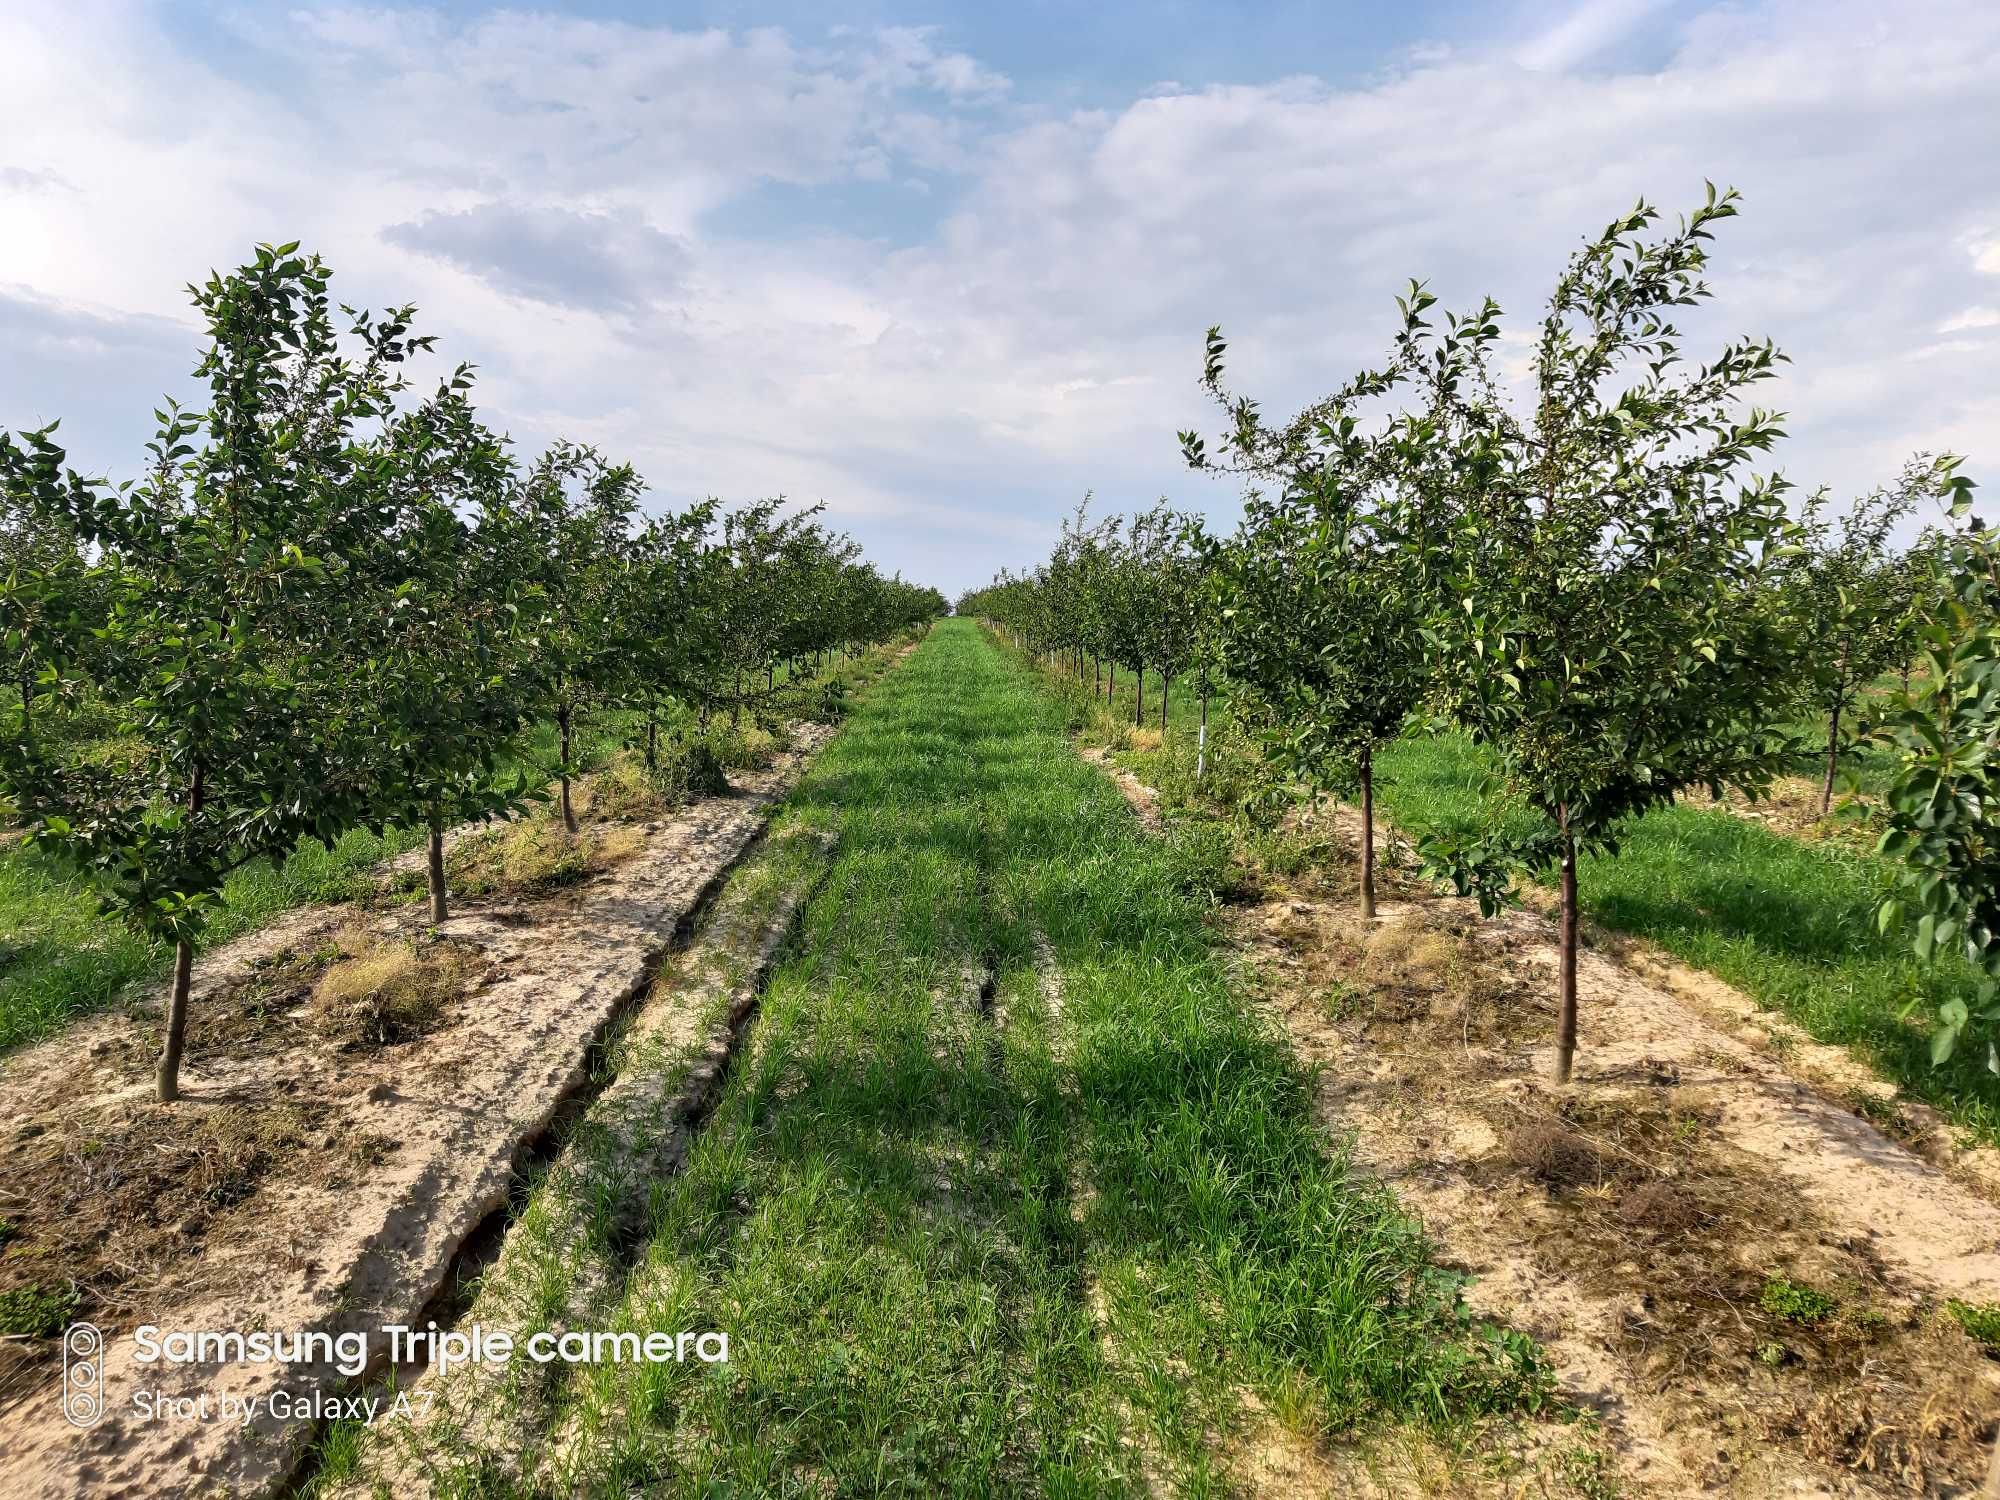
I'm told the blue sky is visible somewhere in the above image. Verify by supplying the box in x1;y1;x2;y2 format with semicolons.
3;0;1996;595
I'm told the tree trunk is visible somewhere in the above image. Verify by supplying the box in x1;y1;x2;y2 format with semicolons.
1107;661;1115;704
1160;674;1169;732
1196;690;1208;783
1134;667;1144;728
1820;700;1841;818
427;805;448;924
157;939;194;1102
1359;745;1377;920
1555;814;1579;1084
558;710;579;835
156;759;206;1102
645;712;658;773
1094;657;1101;696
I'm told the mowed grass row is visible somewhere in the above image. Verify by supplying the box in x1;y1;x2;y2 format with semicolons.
491;618;1541;1497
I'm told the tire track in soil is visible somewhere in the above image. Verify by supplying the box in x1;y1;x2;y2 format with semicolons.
322;829;836;1499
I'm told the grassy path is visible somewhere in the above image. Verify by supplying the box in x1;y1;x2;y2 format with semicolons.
457;618;1543;1497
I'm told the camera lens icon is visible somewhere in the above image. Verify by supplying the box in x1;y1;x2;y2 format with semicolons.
62;1323;106;1430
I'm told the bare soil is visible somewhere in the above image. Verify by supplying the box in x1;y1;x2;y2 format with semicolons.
0;728;830;1500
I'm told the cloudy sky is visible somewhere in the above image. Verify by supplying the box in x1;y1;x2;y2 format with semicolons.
2;0;1995;596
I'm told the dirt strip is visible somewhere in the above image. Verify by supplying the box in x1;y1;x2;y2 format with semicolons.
338;828;833;1499
0;729;829;1500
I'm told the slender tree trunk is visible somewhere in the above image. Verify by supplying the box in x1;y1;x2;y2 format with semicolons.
558;710;579;835
1107;661;1115;704
1554;811;1579;1084
157;758;206;1102
1134;667;1144;727
645;712;658;773
157;938;194;1103
1196;689;1208;783
1160;673;1169;732
1359;745;1377;920
1094;657;1101;696
427;803;448;924
1820;700;1841;818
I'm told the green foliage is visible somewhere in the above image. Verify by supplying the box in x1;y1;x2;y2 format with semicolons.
1758;1275;1837;1324
957;495;1210;728
1184;328;1424;899
1946;1299;2000;1354
1778;459;1950;810
1875;492;2000;1071
0;242;943;1089
0;1281;79;1338
1398;186;1802;890
0;244;437;951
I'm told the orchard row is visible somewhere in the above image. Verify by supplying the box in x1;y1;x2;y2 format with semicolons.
0;243;944;1100
962;185;1999;1083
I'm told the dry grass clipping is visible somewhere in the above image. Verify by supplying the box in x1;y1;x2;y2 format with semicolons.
311;927;479;1045
454;818;646;897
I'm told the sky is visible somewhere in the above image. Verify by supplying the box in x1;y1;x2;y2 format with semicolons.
2;0;1996;598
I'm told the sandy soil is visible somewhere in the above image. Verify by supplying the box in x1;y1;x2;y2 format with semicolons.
0;729;829;1500
1090;758;2000;1497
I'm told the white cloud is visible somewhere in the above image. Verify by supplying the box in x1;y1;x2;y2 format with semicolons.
0;0;1995;593
1940;306;2000;333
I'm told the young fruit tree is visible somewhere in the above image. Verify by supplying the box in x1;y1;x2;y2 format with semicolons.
1779;459;1945;814
502;443;644;834
1400;187;1805;1084
1129;501;1205;734
1875;475;2000;1075
359;370;539;923
622;499;727;773
1;455;100;748
1183;332;1421;917
0;244;436;1101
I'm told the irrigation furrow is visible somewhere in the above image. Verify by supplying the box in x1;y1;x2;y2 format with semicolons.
314;829;834;1499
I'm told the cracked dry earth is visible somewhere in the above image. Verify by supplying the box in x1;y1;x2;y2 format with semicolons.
1093;763;2000;1498
0;727;829;1500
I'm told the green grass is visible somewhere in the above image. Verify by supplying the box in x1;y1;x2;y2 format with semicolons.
1369;731;2000;1144
388;619;1545;1496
